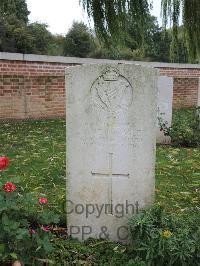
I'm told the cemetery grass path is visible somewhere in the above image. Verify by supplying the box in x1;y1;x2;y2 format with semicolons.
0;119;199;218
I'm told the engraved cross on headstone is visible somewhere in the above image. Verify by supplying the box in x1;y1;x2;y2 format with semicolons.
91;153;129;213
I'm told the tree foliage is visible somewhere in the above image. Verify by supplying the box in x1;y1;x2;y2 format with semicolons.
0;0;195;62
162;0;200;62
80;0;200;62
0;0;65;56
64;22;95;57
0;15;32;53
28;23;53;54
0;0;29;23
0;0;31;53
90;15;188;63
81;0;149;45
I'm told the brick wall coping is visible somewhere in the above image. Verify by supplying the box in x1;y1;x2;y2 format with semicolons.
0;52;200;69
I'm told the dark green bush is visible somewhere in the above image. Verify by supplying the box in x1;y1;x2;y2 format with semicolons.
159;107;200;147
129;205;200;266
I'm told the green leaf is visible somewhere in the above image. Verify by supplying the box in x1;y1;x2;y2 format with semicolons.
0;243;5;253
10;252;18;259
2;213;9;226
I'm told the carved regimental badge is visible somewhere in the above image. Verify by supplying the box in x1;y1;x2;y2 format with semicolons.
91;67;133;113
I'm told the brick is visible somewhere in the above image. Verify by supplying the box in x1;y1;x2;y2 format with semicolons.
0;59;200;119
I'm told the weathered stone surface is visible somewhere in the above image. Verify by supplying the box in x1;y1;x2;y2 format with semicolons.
197;78;200;121
157;76;173;144
198;78;200;107
66;64;158;242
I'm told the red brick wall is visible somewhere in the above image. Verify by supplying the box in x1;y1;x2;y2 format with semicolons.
0;59;199;119
0;60;75;119
159;67;200;109
173;78;198;108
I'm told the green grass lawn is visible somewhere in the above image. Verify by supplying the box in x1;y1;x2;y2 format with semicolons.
0;119;199;265
0;120;66;220
0;119;199;214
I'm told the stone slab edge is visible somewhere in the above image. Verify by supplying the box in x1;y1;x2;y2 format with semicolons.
198;78;200;106
0;52;200;69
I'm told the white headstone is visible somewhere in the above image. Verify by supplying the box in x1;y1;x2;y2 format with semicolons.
66;64;158;242
197;78;200;122
198;78;200;107
157;76;174;144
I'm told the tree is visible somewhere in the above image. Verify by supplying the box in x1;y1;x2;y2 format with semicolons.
64;22;95;57
0;0;29;23
162;0;199;62
0;15;34;53
48;35;65;56
80;0;200;62
125;15;160;58
149;28;171;62
0;18;9;51
0;0;32;53
28;23;53;54
0;0;66;55
89;15;179;62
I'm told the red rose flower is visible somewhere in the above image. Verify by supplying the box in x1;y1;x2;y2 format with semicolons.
39;197;48;205
40;225;51;232
3;182;16;192
0;157;9;170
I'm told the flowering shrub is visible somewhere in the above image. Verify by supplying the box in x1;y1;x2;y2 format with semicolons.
0;156;60;265
158;107;200;147
129;205;200;265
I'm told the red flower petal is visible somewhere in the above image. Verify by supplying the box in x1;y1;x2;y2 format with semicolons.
3;182;16;193
39;197;48;205
0;157;9;170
